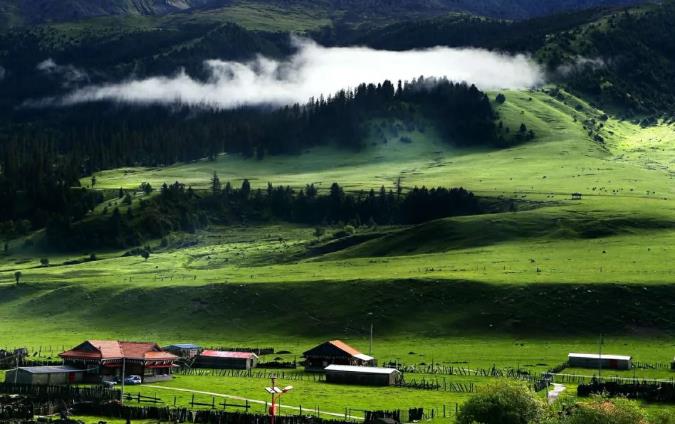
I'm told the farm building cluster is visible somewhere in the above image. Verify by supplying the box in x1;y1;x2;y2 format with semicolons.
4;339;401;387
3;340;652;388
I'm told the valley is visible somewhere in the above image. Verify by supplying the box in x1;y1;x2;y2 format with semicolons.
0;1;674;423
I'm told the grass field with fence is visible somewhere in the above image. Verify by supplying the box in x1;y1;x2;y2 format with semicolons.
0;88;674;420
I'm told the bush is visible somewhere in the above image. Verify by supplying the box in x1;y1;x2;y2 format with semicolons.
458;380;546;424
558;397;646;424
649;410;675;424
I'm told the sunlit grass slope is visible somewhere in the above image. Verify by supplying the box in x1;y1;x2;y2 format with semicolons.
87;89;674;201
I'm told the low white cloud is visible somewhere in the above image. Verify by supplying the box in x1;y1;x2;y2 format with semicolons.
37;58;89;87
52;38;544;109
556;56;606;77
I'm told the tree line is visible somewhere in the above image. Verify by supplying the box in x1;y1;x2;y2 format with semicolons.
45;179;483;250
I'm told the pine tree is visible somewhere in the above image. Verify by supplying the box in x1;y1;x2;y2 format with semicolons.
211;171;222;195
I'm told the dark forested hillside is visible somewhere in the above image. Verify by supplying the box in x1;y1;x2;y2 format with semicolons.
0;78;498;238
349;1;675;116
537;2;675;116
0;0;671;249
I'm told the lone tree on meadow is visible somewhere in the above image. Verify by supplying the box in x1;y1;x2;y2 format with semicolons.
313;227;325;239
14;271;21;285
458;380;545;424
496;93;506;104
141;250;150;261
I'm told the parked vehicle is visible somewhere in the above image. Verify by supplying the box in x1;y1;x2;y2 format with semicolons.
124;375;142;385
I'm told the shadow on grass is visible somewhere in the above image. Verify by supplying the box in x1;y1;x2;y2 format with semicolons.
2;279;674;339
328;212;675;258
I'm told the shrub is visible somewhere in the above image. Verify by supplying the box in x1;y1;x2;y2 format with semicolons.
458;380;546;424
649;410;675;424
558;397;646;424
313;227;326;239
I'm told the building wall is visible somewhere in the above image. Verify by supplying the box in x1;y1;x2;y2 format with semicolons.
325;372;398;386
304;357;371;371
4;370;84;385
569;357;631;370
195;357;252;370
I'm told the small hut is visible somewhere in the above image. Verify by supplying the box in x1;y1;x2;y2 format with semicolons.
324;365;400;386
568;353;632;370
303;340;375;371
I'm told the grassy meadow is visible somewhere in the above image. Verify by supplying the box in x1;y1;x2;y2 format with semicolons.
1;88;674;420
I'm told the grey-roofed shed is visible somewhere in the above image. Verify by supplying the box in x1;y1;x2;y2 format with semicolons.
4;366;84;385
163;343;201;359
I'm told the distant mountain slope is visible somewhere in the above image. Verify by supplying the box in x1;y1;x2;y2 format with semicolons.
352;1;675;116
0;0;647;28
0;0;229;27
441;0;646;19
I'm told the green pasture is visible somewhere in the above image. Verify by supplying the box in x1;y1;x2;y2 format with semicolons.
1;88;675;419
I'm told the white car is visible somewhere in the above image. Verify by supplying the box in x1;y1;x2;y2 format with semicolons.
124;375;142;385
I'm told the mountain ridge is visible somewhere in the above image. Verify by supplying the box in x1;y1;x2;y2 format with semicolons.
0;0;648;28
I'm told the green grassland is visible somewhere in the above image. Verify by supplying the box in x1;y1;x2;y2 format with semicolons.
1;88;674;419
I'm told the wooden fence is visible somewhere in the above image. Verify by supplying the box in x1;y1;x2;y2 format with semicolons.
257;360;297;369
578;380;675;402
73;403;363;424
176;368;326;382
0;383;120;403
633;361;672;370
398;377;476;393
383;361;536;380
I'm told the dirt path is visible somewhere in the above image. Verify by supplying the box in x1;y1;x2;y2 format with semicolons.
547;383;566;404
145;385;364;420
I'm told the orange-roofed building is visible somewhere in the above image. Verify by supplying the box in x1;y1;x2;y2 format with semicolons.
302;340;375;371
60;340;178;383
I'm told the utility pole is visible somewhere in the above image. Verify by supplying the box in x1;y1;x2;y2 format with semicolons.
597;334;604;381
368;312;374;356
14;355;18;384
120;357;126;404
270;375;277;424
265;375;292;424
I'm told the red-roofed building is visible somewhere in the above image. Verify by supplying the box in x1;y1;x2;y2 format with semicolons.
194;350;258;370
60;340;178;383
302;340;375;371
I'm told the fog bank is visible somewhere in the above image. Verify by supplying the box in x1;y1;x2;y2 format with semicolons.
58;38;545;109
